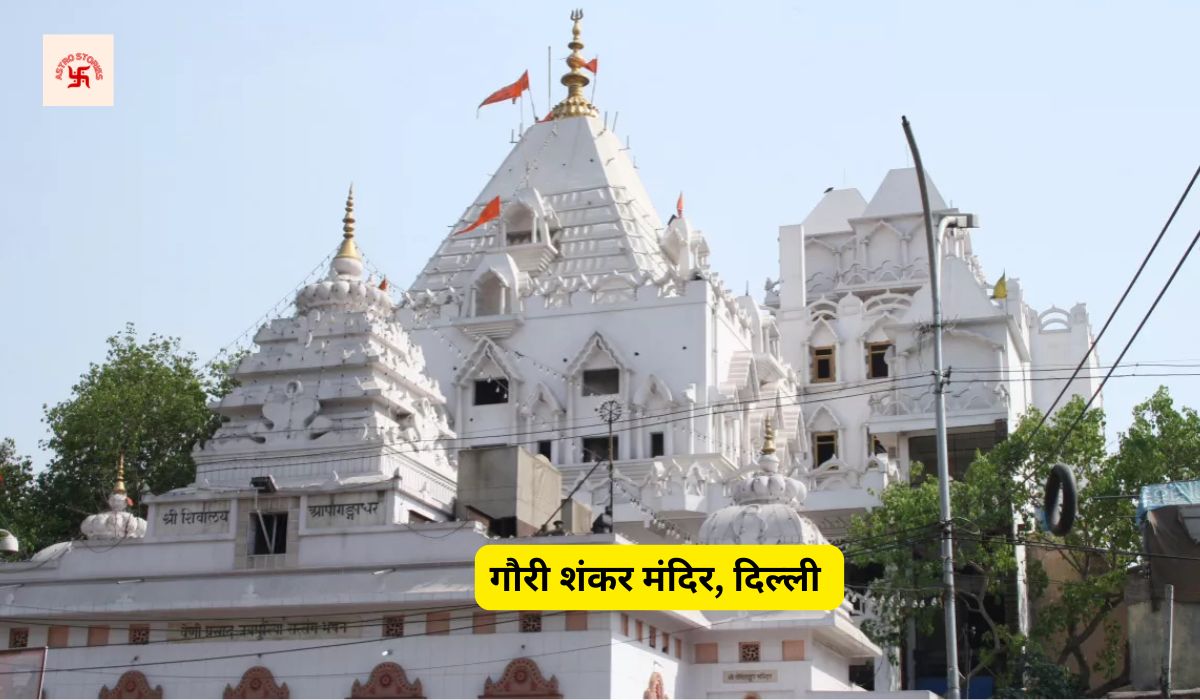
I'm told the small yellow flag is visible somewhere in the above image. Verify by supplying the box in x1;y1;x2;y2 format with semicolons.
992;273;1008;300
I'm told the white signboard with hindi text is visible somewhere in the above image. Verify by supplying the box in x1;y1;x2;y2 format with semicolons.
304;491;386;528
156;500;233;536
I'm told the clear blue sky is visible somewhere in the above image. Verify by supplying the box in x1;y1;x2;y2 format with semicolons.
3;1;1199;469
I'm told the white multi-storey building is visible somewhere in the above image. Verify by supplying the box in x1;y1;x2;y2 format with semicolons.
0;12;1099;699
771;171;1100;539
0;16;931;699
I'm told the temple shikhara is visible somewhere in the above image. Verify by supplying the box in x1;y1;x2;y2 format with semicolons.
0;12;1099;699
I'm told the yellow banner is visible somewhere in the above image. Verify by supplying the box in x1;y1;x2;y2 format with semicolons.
474;544;843;611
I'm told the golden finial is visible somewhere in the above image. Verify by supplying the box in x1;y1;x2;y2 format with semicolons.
114;451;127;495
336;183;361;261
762;416;776;455
549;9;599;120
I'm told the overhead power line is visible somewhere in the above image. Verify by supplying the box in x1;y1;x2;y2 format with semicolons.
1025;162;1200;443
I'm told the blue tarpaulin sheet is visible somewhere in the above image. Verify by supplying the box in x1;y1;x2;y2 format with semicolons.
1138;479;1200;523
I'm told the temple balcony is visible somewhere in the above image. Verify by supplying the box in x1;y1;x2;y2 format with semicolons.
452;313;523;340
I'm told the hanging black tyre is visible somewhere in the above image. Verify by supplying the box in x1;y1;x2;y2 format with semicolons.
1043;462;1077;536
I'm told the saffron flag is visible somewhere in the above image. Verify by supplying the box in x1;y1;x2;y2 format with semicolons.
584;57;598;74
379;278;389;291
479;71;530;110
456;196;501;235
992;273;1007;300
676;192;684;217
538;109;554;123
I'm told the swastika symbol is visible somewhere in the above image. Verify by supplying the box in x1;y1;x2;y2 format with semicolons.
67;65;90;89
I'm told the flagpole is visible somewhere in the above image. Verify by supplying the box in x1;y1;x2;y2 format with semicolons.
547;46;552;109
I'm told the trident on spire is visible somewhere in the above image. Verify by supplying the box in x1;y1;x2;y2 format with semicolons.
550;9;599;119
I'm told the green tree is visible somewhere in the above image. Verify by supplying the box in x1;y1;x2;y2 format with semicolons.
31;324;238;552
0;438;40;556
850;388;1200;695
848;395;1105;691
1032;387;1200;693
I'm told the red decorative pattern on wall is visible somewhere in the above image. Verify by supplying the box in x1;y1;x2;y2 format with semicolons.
350;662;425;698
642;671;669;699
98;670;163;699
223;666;290;699
479;658;562;698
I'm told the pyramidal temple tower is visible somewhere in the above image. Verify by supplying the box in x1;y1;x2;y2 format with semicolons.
401;12;798;541
194;187;456;513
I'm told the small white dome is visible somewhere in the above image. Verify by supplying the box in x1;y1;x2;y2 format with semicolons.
698;501;827;545
81;490;147;540
697;419;827;546
81;510;147;540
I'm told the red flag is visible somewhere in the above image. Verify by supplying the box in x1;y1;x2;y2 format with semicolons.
676;192;684;217
537;109;554;123
379;278;389;291
455;196;501;235
583;57;598;74
479;71;530;110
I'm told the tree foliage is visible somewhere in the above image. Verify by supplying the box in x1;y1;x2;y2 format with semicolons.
1032;387;1200;693
851;387;1200;695
17;324;237;553
848;394;1106;692
0;439;39;556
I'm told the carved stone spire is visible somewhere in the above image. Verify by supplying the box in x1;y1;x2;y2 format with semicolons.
550;10;599;120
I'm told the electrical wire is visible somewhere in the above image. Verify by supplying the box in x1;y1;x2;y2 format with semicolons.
1038;223;1200;472
1023;162;1200;444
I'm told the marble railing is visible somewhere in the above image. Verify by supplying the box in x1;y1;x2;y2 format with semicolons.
805;454;899;493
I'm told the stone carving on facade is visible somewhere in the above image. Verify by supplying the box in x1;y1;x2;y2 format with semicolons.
869;379;1009;418
98;670;163;699
642;671;669;699
248;381;333;445
223;666;289;699
479;658;562;698
349;662;425;699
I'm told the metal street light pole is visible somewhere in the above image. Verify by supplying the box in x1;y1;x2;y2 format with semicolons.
902;115;979;700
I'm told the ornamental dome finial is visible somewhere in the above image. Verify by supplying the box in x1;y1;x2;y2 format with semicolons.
336;184;360;261
762;416;776;456
331;184;365;279
114;451;126;495
550;9;599;120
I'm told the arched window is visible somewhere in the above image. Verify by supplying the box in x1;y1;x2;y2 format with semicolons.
475;272;508;316
504;204;535;247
